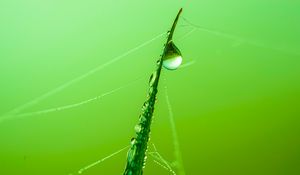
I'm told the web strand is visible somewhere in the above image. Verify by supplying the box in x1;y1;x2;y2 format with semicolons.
76;145;130;174
0;77;144;123
164;85;186;175
179;60;196;69
0;32;166;119
148;143;176;175
153;160;176;175
182;17;300;56
1;26;198;124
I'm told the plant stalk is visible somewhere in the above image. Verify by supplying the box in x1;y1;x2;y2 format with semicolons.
123;8;183;175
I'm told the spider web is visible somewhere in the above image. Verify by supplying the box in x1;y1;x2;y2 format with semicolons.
2;7;294;174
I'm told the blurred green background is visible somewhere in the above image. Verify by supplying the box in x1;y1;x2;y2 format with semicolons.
0;0;300;174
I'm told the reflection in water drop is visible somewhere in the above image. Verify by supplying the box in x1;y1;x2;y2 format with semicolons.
163;55;182;70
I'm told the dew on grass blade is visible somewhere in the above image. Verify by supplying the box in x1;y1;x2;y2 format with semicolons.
123;8;184;175
135;124;142;133
149;72;157;86
162;41;183;70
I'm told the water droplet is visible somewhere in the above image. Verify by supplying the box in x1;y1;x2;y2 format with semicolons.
163;41;182;70
156;59;161;66
130;138;136;145
134;124;142;133
142;102;149;111
149;86;154;94
149;72;157;86
139;116;147;123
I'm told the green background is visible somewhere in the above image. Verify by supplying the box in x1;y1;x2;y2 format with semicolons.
0;0;300;174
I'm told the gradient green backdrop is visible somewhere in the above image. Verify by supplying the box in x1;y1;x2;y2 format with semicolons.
1;0;300;175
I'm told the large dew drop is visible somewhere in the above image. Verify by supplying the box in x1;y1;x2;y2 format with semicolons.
163;55;182;70
162;41;182;70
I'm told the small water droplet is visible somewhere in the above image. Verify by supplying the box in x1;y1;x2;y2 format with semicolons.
156;59;161;65
130;138;136;145
139;116;147;123
134;124;142;133
142;102;148;112
149;86;154;94
149;72;157;86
